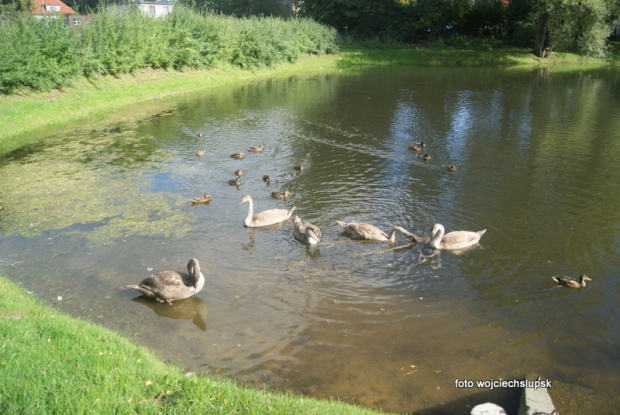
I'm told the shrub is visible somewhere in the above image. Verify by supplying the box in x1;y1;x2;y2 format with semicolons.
0;6;338;94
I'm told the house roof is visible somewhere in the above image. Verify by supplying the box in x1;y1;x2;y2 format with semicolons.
32;0;77;15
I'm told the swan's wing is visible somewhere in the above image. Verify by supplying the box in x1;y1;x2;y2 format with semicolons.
344;222;387;240
141;271;186;289
252;208;293;226
441;231;482;248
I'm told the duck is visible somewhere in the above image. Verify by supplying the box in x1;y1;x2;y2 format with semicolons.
235;169;244;177
196;149;206;157
191;193;211;205
271;190;291;199
293;164;304;172
239;194;296;228
443;164;457;172
228;177;241;186
418;153;431;161
429;223;486;250
248;144;264;153
127;258;205;304
552;274;592;288
409;142;425;152
197;133;203;138
263;175;271;183
231;152;244;159
293;216;321;245
336;221;411;243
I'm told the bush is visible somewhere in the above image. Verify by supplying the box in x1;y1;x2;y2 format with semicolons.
0;15;81;93
0;6;338;94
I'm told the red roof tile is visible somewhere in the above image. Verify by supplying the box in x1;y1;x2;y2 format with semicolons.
32;0;77;15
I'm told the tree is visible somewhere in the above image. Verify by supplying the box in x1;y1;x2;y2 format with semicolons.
1;0;35;14
180;0;291;18
533;0;615;58
300;0;408;39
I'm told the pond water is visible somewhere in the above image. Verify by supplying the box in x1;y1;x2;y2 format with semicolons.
1;65;619;414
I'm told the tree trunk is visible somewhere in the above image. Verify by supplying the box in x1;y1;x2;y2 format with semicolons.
534;10;550;58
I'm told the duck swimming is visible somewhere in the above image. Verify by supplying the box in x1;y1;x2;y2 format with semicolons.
293;216;321;245
430;223;486;250
409;142;425;152
552;274;591;288
231;152;244;159
239;194;296;227
271;190;291;199
196;149;206;156
127;258;205;304
191;193;211;205
248;145;264;153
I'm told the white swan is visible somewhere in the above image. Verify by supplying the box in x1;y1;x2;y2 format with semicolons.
127;258;205;303
293;216;321;245
239;194;296;227
337;221;413;243
430;223;486;250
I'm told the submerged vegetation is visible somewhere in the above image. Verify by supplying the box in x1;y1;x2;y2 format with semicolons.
0;6;338;94
0;127;192;245
0;277;386;414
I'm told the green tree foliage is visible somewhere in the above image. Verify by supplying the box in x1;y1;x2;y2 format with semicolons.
180;0;291;18
1;0;34;14
301;0;408;39
533;0;615;57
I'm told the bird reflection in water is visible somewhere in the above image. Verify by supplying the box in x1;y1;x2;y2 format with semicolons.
132;296;209;331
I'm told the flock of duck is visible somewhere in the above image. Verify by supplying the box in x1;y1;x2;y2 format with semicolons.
127;140;591;304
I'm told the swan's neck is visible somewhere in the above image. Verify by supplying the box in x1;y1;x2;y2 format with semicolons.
388;228;398;243
244;198;254;227
188;259;202;288
430;226;444;249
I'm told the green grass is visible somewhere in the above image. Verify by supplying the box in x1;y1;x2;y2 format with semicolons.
0;276;387;414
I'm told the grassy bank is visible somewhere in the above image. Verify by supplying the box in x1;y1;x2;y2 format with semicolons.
0;277;386;414
1;44;615;156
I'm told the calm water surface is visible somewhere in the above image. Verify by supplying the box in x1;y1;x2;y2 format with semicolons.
1;66;619;413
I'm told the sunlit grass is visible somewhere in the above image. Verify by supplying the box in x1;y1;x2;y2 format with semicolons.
0;276;388;414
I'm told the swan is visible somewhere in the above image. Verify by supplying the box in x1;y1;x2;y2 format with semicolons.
127;258;205;303
337;221;412;243
191;193;211;205
239;194;296;227
293;216;321;245
552;274;591;288
430;223;486;250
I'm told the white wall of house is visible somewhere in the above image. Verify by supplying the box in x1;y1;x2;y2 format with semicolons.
137;1;173;18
